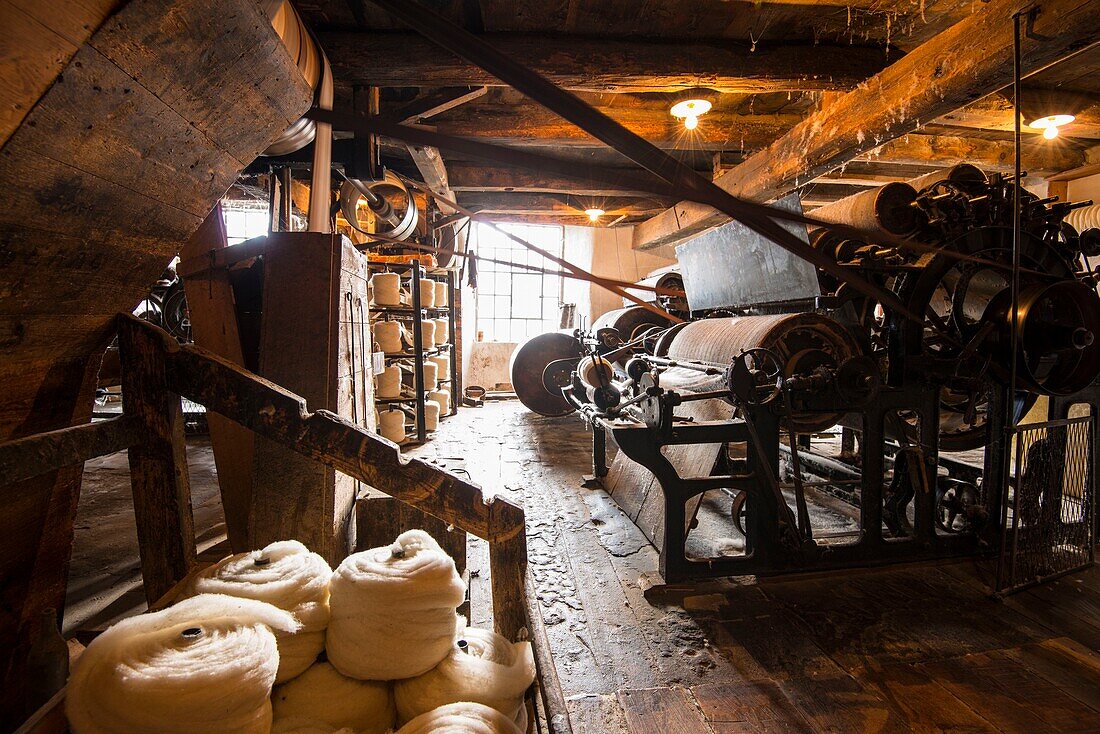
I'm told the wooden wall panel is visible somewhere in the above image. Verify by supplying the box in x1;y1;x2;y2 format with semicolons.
0;0;311;725
0;0;120;147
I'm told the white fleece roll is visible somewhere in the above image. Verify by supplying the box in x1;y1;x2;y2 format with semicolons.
327;530;466;680
394;628;535;729
273;662;395;734
395;702;523;734
184;540;332;683
272;717;357;734
66;594;298;734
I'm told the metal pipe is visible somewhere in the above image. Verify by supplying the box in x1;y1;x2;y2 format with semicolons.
308;55;334;233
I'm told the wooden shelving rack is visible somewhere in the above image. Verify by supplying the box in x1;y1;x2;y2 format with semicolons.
369;260;460;446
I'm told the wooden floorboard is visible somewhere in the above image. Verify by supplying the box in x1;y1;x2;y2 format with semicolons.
1001;638;1100;712
692;680;815;733
919;647;1100;732
407;403;1100;734
857;662;999;734
617;687;711;734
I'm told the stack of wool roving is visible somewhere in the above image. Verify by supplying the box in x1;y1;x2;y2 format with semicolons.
394;628;535;729
272;661;395;734
326;530;466;680
66;595;298;733
183;540;333;682
394;702;523;734
272;718;357;734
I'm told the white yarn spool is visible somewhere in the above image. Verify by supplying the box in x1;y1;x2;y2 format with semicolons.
394;702;522;734
433;318;449;346
273;717;356;734
429;389;451;415
431;355;450;381
379;409;406;443
394;628;536;729
576;356;614;388
421;361;438;391
373;321;403;354
273;662;395;734
273;719;356;734
326;530;466;680
370;273;401;306
423;401;441;431
418;278;436;308
433;280;448;307
376;365;402;398
417;320;436;349
66;594;298;734
183;540;332;683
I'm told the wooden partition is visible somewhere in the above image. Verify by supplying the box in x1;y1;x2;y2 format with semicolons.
115;312;530;638
0;314;570;734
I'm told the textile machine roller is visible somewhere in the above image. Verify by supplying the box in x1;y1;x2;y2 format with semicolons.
512;165;1100;581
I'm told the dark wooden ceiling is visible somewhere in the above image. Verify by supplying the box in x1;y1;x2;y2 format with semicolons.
294;0;1100;227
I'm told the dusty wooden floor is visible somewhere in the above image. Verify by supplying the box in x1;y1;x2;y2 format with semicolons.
67;400;1100;732
412;401;1100;734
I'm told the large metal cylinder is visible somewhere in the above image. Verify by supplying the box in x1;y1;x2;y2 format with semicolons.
665;314;862;432
1066;204;1100;233
907;163;987;194
592;306;675;341
263;0;333;233
511;332;583;417
810;182;920;237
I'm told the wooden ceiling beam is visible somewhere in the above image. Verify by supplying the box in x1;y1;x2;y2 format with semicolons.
320;32;891;93
381;86;488;124
429;103;803;149
935;92;1100;139
405;140;456;214
475;212;639;227
447;162;671;197
461;192;665;217
854;133;1086;173
633;0;1100;251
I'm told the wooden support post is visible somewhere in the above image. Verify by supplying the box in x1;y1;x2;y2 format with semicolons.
117;319;196;604
489;529;528;641
0;357;101;729
352;86;381;181
180;205;253;550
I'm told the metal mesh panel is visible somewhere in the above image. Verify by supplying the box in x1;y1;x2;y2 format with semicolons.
997;415;1095;594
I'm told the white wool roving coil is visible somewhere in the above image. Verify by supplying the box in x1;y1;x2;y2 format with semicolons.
273;662;395;734
394;628;535;729
395;702;522;734
184;540;332;683
66;594;298;734
327;530;466;680
272;717;357;734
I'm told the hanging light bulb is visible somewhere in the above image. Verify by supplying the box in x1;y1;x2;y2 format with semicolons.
584;208;605;222
670;99;712;131
1029;113;1075;140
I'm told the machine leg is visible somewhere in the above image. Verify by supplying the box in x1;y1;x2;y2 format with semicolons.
582;421;608;488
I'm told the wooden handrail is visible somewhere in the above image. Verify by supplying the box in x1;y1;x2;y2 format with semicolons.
116;314;529;637
0;416;142;486
118;316;526;542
